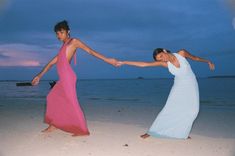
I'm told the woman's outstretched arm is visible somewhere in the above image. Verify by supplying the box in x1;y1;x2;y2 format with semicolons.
31;56;58;85
118;61;167;68
178;49;215;70
73;38;118;66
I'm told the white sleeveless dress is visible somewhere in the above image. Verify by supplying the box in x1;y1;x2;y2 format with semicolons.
147;53;199;139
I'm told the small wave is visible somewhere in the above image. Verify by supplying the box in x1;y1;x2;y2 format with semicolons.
0;95;46;99
105;98;140;102
200;100;213;104
88;97;102;100
87;97;141;102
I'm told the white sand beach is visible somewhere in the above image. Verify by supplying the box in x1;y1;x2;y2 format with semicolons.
0;101;235;156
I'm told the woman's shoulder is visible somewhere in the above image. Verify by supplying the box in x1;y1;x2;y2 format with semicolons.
70;38;87;48
67;38;82;48
175;49;187;58
69;38;77;45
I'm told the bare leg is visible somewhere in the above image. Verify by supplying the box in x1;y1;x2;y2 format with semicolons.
41;125;57;133
140;133;150;139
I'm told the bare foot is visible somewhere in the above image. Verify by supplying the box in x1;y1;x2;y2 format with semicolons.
140;133;150;139
72;133;90;137
41;125;57;133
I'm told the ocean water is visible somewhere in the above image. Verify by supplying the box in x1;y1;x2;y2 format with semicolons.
0;78;235;110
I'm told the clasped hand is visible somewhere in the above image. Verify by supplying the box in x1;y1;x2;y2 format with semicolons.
106;58;124;67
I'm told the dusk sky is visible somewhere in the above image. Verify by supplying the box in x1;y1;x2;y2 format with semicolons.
0;0;235;80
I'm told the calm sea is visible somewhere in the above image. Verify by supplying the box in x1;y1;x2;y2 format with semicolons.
0;78;234;110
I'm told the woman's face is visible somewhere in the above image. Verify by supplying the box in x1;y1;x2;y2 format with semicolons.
156;52;169;62
56;29;69;41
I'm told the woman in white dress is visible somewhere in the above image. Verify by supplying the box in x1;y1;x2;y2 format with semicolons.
117;48;215;139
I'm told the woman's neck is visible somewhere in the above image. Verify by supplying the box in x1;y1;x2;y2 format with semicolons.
63;37;71;43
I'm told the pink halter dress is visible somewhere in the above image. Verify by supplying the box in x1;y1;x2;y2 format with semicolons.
45;39;90;135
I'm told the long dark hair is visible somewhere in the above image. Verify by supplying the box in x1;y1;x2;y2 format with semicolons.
153;48;171;61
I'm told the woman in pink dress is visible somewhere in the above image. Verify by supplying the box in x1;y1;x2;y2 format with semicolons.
31;20;118;136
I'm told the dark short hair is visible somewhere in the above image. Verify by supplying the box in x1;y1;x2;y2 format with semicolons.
54;20;70;32
153;48;171;61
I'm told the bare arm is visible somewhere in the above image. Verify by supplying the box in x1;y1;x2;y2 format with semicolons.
31;56;58;85
118;61;167;68
178;49;215;70
73;38;117;66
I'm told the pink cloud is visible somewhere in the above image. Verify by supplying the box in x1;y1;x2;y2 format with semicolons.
0;60;40;66
0;43;58;67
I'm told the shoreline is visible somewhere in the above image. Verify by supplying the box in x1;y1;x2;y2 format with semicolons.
2;76;235;82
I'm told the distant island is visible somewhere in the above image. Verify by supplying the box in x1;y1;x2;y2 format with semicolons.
208;75;235;78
